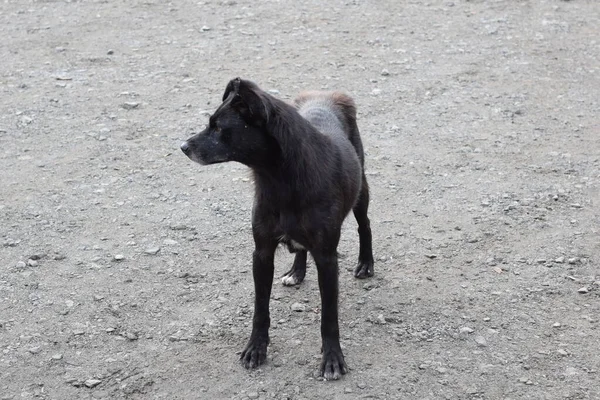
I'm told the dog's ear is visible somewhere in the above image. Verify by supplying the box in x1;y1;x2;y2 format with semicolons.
222;77;241;102
223;78;269;124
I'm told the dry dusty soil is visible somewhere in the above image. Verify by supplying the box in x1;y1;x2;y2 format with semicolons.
1;0;599;399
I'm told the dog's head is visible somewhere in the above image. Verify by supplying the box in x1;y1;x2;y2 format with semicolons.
181;78;275;166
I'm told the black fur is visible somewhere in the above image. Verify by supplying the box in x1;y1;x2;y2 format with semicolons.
181;78;374;380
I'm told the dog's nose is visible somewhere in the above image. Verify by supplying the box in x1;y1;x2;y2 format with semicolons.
180;141;190;154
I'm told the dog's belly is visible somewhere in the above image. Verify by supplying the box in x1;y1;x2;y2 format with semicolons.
279;235;306;252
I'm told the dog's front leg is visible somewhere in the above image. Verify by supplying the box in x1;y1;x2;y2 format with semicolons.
240;240;276;369
313;251;348;380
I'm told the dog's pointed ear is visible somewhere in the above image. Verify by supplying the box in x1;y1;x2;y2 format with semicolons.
222;77;241;102
222;78;269;125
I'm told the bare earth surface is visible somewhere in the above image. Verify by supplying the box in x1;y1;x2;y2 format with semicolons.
1;0;599;399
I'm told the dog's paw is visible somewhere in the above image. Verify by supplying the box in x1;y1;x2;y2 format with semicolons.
281;269;305;286
320;348;348;381
354;260;374;279
240;337;268;369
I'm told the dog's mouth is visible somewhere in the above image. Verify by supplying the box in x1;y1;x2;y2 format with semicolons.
180;141;231;166
180;141;207;165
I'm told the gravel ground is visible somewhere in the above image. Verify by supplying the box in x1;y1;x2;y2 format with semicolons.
1;0;599;399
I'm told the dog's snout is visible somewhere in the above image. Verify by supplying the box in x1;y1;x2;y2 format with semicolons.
180;141;190;154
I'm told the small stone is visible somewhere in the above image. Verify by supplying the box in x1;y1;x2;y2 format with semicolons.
144;247;160;255
564;366;579;376
577;287;589;294
27;259;38;267
557;349;569;356
381;69;390;76
357;382;367;389
376;314;387;325
247;391;259;399
113;254;125;261
554;256;565;263
460;327;474;334
553;322;561;328
124;332;138;341
267;89;280;95
121;102;140;110
107;49;114;55
474;336;487;347
291;302;306;312
163;239;178;245
28;346;41;354
363;281;377;290
344;387;353;393
200;26;211;31
51;353;63;360
568;257;579;264
16;261;26;268
84;379;102;388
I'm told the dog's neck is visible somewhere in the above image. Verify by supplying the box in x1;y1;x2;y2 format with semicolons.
248;98;330;199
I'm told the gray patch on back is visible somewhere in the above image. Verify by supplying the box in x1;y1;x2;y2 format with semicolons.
297;99;347;141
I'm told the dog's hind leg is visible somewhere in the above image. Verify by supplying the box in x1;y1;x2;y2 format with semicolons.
353;177;374;279
281;250;307;286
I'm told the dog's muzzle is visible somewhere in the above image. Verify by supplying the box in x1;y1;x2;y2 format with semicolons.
180;141;190;155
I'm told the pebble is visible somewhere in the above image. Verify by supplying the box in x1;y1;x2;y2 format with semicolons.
144;247;160;255
84;379;102;388
554;256;565;263
113;254;125;261
381;69;390;76
107;49;114;55
124;332;138;341
291;302;306;312
577;287;589;294
357;382;366;389
28;346;41;354
200;26;211;31
474;336;487;347
267;89;280;95
51;353;63;360
121;102;139;110
27;259;38;267
363;281;377;290
460;326;474;334
163;239;178;246
557;349;569;356
553;322;561;328
568;257;579;264
16;261;26;268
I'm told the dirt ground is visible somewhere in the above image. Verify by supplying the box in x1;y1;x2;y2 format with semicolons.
1;0;599;399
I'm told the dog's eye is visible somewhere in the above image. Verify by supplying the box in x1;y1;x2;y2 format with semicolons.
214;126;222;134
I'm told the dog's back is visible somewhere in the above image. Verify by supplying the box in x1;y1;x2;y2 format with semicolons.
294;91;365;168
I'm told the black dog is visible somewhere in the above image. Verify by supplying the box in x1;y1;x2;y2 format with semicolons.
181;78;374;380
